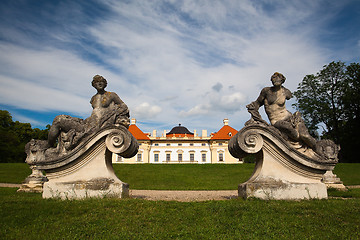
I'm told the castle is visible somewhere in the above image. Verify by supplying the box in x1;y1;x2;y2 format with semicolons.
112;118;242;164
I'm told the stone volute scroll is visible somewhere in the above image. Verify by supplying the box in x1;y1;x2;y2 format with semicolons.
229;72;340;200
18;75;138;199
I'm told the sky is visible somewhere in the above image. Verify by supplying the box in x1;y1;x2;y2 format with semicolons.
0;0;359;135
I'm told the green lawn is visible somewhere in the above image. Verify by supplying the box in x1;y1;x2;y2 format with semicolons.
0;163;359;189
0;163;31;183
113;163;255;190
0;163;360;239
0;187;359;239
333;163;360;186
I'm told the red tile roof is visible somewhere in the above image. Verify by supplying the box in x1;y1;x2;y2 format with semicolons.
211;125;238;140
128;124;150;140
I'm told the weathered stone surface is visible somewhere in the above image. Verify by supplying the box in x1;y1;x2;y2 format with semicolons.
41;126;136;199
230;124;336;200
18;140;49;193
21;75;137;198
322;170;347;191
229;72;340;200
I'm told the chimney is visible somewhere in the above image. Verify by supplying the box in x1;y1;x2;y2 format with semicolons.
194;129;197;137
131;118;136;125
152;130;157;137
163;130;167;137
202;130;207;137
223;118;229;126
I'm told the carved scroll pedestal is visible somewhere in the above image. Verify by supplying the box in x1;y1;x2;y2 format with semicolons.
229;124;337;200
38;126;138;200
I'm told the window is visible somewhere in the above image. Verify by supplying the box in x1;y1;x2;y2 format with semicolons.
219;153;224;162
219;143;223;146
178;153;182;162
166;143;171;146
166;153;171;162
117;156;122;162
201;143;206;146
190;153;194;162
202;153;206;162
154;153;159;162
178;143;182;146
228;132;232;137
154;143;159;146
137;153;142;162
190;143;194;146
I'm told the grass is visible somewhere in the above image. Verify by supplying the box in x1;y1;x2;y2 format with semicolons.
333;163;360;186
328;188;360;198
0;163;31;183
0;163;359;189
0;163;359;239
112;163;255;190
0;187;359;239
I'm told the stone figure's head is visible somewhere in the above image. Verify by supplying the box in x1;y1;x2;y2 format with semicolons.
92;75;108;89
271;72;286;86
316;139;340;162
25;139;48;165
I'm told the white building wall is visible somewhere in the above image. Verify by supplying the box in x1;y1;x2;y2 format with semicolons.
148;141;211;163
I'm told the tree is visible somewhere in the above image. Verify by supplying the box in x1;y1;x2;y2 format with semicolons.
0;110;49;163
293;61;360;162
341;63;360;162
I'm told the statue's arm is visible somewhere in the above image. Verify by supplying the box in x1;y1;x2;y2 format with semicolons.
90;95;95;106
246;88;268;123
284;87;292;100
111;92;130;117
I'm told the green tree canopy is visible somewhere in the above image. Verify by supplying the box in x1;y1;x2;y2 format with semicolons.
293;61;360;162
0;110;49;163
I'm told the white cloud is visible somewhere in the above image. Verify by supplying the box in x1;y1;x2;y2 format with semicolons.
0;0;356;132
0;74;90;115
181;91;246;117
133;102;162;119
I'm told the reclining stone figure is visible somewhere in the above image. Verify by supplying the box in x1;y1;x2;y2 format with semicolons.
19;75;137;199
229;72;339;200
246;72;338;160
46;75;130;155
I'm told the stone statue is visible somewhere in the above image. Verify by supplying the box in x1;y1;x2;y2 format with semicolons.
47;75;130;153
228;72;340;200
246;72;318;150
19;75;138;199
246;72;339;159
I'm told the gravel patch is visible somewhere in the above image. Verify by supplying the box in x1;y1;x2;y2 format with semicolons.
2;183;359;202
130;190;238;202
0;183;21;188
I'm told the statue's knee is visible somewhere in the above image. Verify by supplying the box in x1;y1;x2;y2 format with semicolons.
52;115;67;125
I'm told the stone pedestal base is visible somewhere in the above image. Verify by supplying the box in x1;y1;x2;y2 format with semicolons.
42;141;129;200
322;170;347;191
17;169;47;193
37;127;136;200
18;181;45;193
239;181;327;200
229;124;337;200
43;179;129;199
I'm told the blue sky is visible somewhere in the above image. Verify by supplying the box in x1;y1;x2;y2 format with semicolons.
0;0;359;135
